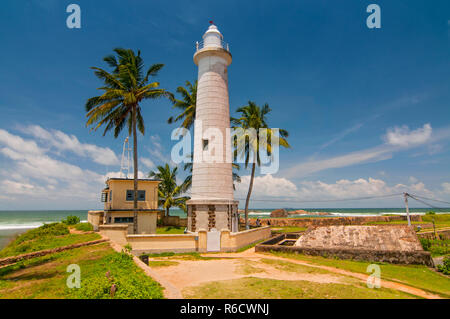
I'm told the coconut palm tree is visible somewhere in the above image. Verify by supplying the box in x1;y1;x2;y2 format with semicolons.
168;80;197;130
85;48;172;233
231;101;290;229
148;164;189;217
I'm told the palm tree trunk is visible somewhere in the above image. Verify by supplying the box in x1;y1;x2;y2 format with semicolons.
166;207;169;218
132;105;138;234
244;162;256;230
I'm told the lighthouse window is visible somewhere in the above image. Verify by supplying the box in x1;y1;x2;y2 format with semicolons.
202;139;209;151
114;217;134;224
126;190;146;201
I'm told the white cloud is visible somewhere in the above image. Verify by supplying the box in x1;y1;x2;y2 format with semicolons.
0;127;124;208
235;175;436;204
283;146;393;178
20;125;119;165
284;123;450;179
140;157;155;169
384;123;432;147
442;183;450;194
318;123;363;151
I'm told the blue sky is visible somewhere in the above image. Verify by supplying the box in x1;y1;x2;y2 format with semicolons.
0;0;449;209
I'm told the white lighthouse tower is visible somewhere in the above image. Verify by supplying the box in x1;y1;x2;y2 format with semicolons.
187;23;239;233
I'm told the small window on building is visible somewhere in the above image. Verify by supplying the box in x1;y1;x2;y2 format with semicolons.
202;139;209;151
114;217;134;223
101;191;108;202
126;190;146;201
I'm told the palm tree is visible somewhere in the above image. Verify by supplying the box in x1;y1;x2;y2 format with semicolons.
181;153;241;192
148;164;189;217
231;101;290;229
168;80;197;130
85;48;172;234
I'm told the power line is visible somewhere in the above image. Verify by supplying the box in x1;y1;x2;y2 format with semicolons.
407;193;443;210
408;194;450;206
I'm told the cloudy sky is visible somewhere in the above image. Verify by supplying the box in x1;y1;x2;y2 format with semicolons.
0;0;449;210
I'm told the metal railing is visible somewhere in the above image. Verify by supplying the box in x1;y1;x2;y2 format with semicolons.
195;40;230;52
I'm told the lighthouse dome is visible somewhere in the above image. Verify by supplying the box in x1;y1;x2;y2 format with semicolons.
202;24;223;47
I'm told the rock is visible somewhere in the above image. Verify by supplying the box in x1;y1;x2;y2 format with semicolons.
271;209;288;218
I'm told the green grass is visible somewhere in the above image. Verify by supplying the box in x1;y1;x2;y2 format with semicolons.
183;277;417;299
419;238;449;257
0;231;100;258
142;251;217;260
0;243;164;299
156;226;185;234
147;260;179;268
269;252;450;298
259;258;330;274
72;223;94;232
271;226;308;233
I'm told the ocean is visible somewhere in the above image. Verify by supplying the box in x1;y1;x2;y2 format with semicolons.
0;208;448;250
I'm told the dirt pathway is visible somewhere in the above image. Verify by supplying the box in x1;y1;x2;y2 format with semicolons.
140;246;442;299
206;248;443;299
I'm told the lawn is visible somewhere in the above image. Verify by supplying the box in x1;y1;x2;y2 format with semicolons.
0;243;164;299
183;277;416;299
0;223;164;299
156;226;185;234
271;226;308;233
0;223;101;258
269;252;450;298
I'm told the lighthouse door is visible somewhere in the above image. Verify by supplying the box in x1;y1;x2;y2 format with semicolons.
207;229;221;252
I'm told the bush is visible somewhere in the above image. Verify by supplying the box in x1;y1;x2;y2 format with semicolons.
437;256;450;275
74;223;93;232
62;215;81;225
14;223;69;244
73;252;163;299
420;238;431;251
426;211;436;215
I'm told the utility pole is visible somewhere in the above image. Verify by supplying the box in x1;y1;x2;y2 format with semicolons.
404;192;411;227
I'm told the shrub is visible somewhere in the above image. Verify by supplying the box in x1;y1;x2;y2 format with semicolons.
73;252;163;299
437;256;450;275
62;215;81;225
420;238;431;251
14;223;69;244
426;211;436;215
74;223;93;232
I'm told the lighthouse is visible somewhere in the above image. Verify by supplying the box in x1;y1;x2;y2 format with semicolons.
187;24;239;233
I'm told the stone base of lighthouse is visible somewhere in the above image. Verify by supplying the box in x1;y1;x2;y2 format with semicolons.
187;199;239;233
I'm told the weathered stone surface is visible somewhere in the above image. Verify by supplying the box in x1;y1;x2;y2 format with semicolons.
270;209;288;218
256;232;434;266
295;225;423;251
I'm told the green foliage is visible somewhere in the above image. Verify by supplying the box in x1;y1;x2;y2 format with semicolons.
62;215;81;225
167;80;197;130
426;211;436;215
148;163;189;215
437;257;450;275
13;223;69;245
420;238;449;257
74;222;93;232
156;226;185;234
73;252;164;299
0;223;100;258
123;244;132;254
